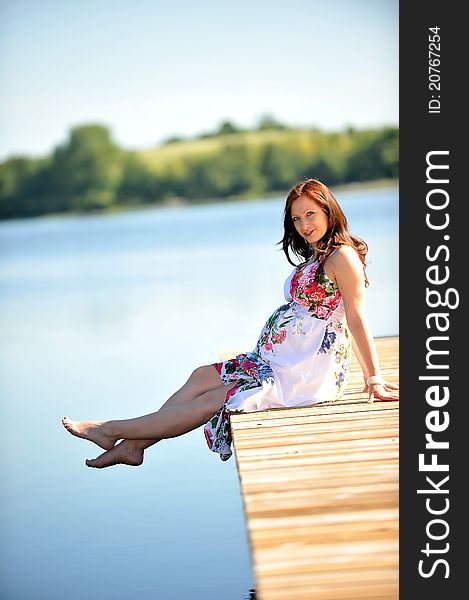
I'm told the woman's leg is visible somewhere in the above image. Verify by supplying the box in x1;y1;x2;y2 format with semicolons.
63;364;224;449
92;365;225;460
64;364;226;468
63;379;235;467
84;438;149;468
63;383;233;444
158;365;225;410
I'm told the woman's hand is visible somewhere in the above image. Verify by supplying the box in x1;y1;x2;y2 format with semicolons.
367;380;399;403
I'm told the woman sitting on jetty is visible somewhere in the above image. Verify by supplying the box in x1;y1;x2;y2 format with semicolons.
62;178;399;467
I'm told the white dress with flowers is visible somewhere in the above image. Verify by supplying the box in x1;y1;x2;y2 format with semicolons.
204;256;352;461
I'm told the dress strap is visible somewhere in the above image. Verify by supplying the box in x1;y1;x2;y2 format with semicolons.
300;253;318;268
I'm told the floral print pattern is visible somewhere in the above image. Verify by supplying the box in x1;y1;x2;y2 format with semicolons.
203;353;275;461
204;257;352;461
318;320;351;397
291;260;342;319
257;305;293;354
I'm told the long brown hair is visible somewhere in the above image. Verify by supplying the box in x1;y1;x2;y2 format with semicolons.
278;178;369;285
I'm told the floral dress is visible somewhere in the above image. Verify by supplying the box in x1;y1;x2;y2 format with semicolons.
204;256;351;461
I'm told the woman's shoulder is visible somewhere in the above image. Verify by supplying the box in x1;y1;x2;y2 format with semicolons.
325;245;363;276
329;244;360;262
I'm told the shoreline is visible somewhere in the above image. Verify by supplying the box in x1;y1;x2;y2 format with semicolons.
0;178;398;224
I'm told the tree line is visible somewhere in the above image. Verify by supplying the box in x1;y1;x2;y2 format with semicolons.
0;120;398;219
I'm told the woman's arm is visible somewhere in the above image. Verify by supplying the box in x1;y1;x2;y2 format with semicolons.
327;246;399;402
351;335;369;390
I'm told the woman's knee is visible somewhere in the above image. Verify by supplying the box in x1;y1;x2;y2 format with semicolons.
188;365;222;392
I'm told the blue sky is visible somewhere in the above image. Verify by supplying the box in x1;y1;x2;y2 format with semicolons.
0;0;398;161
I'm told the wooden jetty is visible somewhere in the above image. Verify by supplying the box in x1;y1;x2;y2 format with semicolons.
230;336;399;600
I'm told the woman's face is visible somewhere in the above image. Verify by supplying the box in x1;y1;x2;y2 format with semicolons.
290;195;329;247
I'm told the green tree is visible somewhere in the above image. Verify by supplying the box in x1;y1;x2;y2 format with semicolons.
346;129;399;182
260;144;307;191
257;114;286;130
49;125;124;210
117;154;163;205
183;144;264;199
0;157;36;199
0;157;52;218
305;151;347;186
217;120;241;136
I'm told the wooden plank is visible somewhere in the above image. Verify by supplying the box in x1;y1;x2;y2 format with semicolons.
233;402;399;426
235;429;398;451
231;336;399;600
234;413;399;437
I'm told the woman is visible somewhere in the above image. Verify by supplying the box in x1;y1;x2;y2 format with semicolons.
62;178;398;467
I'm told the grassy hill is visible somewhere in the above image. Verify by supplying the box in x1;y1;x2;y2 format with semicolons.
0;124;398;219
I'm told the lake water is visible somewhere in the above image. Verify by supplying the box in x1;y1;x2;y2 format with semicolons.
0;183;398;599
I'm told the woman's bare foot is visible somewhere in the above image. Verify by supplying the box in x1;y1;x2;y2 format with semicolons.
85;440;144;469
62;416;117;450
